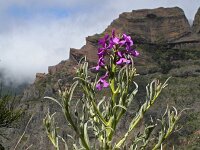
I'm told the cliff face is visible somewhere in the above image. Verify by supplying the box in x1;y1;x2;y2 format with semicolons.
193;8;200;33
69;7;199;64
1;7;200;149
106;7;191;43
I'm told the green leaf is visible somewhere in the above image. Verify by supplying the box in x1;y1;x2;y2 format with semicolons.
113;104;127;112
44;96;62;108
84;121;90;148
68;81;79;105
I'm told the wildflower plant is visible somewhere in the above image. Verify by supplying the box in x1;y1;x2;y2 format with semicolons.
44;30;182;150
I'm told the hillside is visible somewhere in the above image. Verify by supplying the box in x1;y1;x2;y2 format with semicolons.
1;7;200;149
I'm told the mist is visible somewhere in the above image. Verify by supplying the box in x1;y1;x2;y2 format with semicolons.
0;16;109;85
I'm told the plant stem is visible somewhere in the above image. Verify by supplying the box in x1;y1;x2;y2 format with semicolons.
63;107;90;150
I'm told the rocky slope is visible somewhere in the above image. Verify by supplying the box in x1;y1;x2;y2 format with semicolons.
1;7;200;149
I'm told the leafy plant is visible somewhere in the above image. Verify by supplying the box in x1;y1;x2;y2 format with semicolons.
44;30;183;150
0;84;22;149
0;85;22;129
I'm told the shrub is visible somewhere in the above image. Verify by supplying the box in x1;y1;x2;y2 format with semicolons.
44;30;183;150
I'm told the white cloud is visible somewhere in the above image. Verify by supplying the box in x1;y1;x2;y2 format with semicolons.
0;16;106;85
0;0;199;85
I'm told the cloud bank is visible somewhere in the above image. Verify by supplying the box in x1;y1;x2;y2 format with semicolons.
0;0;199;85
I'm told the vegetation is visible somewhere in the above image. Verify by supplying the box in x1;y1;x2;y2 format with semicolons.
0;84;22;149
43;31;183;150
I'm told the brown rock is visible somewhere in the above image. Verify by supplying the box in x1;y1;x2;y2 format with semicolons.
192;7;200;33
105;7;191;43
69;35;99;66
35;73;46;82
48;60;67;75
69;7;193;68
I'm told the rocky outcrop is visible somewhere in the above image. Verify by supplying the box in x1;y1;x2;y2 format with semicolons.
105;7;191;43
48;60;68;75
192;7;200;33
69;35;100;64
69;7;199;62
48;60;78;76
35;73;46;82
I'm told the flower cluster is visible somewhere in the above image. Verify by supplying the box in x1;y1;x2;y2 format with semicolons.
95;30;139;90
96;72;109;91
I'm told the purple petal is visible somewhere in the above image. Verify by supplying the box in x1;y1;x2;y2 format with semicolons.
131;50;139;57
96;72;109;90
126;59;131;64
116;58;124;65
98;49;106;57
97;57;105;68
103;80;109;87
96;83;102;90
117;51;123;57
95;65;100;71
126;45;132;51
101;72;109;80
119;40;126;46
108;43;114;49
105;34;109;40
98;39;105;46
122;34;133;47
122;34;127;39
116;58;131;65
112;37;120;44
126;36;133;46
98;34;109;46
98;60;105;66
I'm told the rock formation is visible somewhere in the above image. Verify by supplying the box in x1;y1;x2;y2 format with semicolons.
1;7;200;149
193;7;200;33
106;7;191;43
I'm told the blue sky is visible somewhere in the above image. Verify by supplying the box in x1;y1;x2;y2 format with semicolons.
0;0;199;85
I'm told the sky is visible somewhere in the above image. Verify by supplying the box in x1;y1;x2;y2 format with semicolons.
0;0;199;85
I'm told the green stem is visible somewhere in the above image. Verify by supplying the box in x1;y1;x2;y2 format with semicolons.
91;99;108;126
63;107;90;150
116;92;161;148
116;112;142;148
152;120;177;150
106;61;118;146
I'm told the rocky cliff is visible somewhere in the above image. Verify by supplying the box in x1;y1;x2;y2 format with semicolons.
1;7;200;150
106;7;191;43
193;8;200;34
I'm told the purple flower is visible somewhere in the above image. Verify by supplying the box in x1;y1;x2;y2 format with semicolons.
110;29;120;45
95;65;100;71
116;58;131;65
131;50;139;57
94;30;139;72
96;72;109;90
117;51;123;57
119;34;133;51
97;33;114;58
123;34;133;46
95;57;105;71
111;37;120;45
98;34;109;47
98;33;115;50
98;47;107;58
